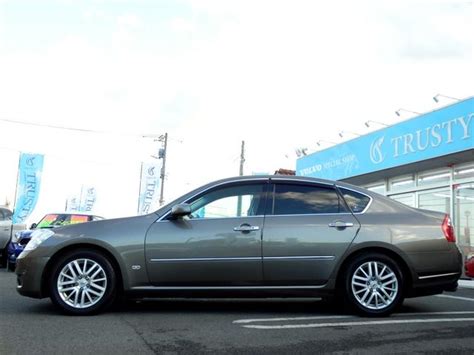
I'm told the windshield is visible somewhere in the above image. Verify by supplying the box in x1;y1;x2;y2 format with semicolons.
36;214;91;228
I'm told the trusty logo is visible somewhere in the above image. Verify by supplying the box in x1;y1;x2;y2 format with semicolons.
370;136;385;164
26;157;36;166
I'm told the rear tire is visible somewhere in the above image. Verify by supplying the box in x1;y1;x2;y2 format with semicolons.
343;253;404;317
49;249;117;315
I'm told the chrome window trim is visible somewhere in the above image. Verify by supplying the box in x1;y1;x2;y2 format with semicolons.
418;272;459;280
270;177;334;187
336;185;373;214
156;215;264;223
156;177;374;223
265;212;354;218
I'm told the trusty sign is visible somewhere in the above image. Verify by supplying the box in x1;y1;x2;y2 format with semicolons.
297;97;474;180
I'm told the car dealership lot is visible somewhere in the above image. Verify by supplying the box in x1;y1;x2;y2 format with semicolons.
2;270;474;354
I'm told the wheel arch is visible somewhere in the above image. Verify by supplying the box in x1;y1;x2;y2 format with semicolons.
41;243;125;298
335;245;414;294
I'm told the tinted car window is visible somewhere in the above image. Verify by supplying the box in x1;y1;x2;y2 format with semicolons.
188;183;266;219
271;184;347;215
0;208;12;221
340;188;371;213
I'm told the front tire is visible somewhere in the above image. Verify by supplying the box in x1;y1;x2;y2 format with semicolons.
343;253;404;317
6;257;15;272
49;249;117;315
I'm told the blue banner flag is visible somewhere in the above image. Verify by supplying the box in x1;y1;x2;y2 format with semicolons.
137;162;161;215
13;153;44;224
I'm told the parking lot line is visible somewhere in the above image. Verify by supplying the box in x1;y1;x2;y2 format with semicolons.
233;311;474;325
242;318;474;330
233;315;353;324
435;294;474;302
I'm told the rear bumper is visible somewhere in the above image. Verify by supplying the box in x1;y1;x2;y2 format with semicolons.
407;272;461;298
15;254;50;299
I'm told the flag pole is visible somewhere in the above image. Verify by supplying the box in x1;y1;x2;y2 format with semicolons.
10;152;22;238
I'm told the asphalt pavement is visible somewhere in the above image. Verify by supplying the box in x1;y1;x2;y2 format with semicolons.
1;268;474;354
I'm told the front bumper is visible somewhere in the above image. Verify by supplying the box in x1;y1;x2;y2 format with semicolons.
15;254;50;299
7;242;24;265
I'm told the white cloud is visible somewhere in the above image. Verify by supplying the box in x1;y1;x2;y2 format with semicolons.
0;0;472;221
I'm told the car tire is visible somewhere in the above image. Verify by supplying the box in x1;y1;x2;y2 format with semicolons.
343;253;404;317
49;249;117;315
6;257;15;272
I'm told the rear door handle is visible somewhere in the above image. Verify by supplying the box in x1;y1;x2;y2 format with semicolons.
233;225;260;232
328;221;354;228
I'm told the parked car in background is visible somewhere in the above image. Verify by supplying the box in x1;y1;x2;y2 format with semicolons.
15;176;462;316
465;253;474;278
6;213;104;271
0;207;26;268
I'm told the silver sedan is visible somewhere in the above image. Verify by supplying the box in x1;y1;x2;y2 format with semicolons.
15;176;462;316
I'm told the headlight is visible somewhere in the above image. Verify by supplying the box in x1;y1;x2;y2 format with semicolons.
22;229;55;253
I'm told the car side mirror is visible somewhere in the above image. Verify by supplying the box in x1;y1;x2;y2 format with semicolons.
30;223;37;229
170;204;192;218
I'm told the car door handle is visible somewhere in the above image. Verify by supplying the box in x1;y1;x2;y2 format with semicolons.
328;221;354;228
233;225;260;232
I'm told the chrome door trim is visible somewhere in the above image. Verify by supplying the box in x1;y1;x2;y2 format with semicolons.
132;285;326;291
150;256;335;262
418;272;460;280
150;257;262;262
263;256;335;261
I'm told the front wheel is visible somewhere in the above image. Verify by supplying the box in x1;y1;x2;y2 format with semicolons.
343;253;404;317
49;249;117;315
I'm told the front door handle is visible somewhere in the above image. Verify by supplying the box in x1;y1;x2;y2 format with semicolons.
233;224;260;232
328;221;354;228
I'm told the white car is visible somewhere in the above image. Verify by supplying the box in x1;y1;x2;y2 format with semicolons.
0;207;26;267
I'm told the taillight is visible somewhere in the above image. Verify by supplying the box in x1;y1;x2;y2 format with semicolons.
442;214;456;243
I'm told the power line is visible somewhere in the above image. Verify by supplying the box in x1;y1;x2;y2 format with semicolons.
0;117;155;138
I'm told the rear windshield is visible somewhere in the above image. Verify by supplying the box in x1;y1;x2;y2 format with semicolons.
339;188;371;213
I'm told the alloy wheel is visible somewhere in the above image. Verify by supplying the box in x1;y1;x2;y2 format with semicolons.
351;261;399;311
57;258;108;309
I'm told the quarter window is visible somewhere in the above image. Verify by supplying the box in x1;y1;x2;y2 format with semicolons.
340;188;371;213
271;184;347;215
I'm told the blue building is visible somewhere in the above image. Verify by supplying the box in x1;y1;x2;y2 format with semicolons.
296;97;474;259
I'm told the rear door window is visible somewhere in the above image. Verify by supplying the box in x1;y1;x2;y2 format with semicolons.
269;183;348;215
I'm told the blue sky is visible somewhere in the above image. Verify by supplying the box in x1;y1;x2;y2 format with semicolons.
0;0;472;221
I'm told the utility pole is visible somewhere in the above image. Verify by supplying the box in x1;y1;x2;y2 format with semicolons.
239;140;245;176
158;133;168;206
237;140;245;216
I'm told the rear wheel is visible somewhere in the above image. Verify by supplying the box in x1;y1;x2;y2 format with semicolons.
49;249;117;315
343;253;404;316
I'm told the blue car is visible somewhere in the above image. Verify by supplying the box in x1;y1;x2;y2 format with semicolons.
6;213;103;271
